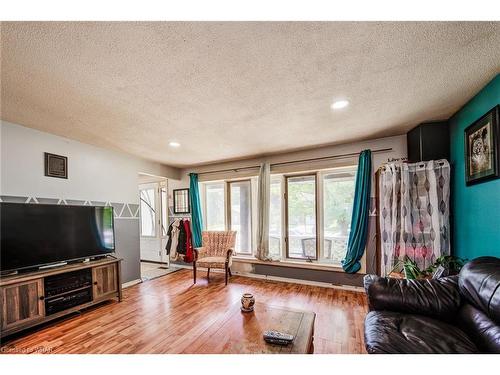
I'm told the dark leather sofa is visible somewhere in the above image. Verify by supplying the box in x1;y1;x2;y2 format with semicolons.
363;256;500;353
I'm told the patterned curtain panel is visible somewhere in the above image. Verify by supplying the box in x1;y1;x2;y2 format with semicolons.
378;160;450;276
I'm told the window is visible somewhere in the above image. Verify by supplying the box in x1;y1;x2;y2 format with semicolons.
140;188;156;237
160;185;168;237
140;181;168;239
205;182;225;231
199;165;357;266
268;177;282;258
285;175;317;260
229;180;252;254
274;166;356;265
202;180;254;255
322;169;356;264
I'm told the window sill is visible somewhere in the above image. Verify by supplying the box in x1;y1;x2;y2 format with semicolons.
231;255;346;272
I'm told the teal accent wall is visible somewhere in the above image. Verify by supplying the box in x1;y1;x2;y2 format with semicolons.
449;74;500;260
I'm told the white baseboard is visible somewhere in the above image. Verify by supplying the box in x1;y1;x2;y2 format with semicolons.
172;263;363;292
122;278;142;289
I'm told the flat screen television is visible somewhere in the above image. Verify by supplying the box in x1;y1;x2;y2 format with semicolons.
1;203;115;272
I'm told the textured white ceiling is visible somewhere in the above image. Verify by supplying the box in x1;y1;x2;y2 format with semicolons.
1;22;499;167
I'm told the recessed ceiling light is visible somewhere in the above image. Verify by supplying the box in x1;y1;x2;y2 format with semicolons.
331;100;349;110
169;141;180;148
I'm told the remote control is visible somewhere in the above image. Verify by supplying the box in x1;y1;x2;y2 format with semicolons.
264;338;291;346
263;330;294;342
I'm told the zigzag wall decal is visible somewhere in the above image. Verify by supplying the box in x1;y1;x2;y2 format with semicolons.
0;195;140;219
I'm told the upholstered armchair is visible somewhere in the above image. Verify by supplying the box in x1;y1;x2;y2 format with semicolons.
193;231;236;285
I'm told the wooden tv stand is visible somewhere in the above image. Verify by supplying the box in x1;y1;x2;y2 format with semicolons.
0;257;122;338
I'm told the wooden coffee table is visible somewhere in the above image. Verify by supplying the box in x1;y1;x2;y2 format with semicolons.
185;302;315;354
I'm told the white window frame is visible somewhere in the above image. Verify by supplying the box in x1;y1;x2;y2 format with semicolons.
201;180;227;232
227;179;253;255
199;165;358;268
271;165;358;266
201;178;255;256
284;173;319;261
267;175;285;259
318;166;358;265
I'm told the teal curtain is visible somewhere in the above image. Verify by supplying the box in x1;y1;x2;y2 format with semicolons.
342;149;372;273
189;173;203;247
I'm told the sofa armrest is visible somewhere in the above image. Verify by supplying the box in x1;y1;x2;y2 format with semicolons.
363;274;461;320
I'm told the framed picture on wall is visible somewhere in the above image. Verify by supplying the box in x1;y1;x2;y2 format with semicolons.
44;152;68;179
464;105;499;186
173;188;190;214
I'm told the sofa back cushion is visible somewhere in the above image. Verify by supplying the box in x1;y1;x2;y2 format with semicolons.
458;257;500;324
364;274;461;320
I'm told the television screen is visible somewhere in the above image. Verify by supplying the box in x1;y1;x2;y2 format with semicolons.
1;203;115;272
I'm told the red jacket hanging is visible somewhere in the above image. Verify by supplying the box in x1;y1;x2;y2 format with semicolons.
183;219;194;263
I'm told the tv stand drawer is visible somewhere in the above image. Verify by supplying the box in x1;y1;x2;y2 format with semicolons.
92;263;118;301
1;278;45;331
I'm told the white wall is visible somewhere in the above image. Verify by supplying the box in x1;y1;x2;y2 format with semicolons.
1;121;180;203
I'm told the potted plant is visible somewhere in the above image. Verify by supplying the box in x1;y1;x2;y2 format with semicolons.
424;255;467;277
390;255;467;280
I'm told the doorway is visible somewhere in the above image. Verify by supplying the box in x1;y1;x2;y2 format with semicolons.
138;174;179;281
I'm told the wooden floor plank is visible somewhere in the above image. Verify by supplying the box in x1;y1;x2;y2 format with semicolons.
0;269;368;354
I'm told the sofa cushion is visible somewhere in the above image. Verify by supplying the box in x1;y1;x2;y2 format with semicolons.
459;257;500;324
364;311;478;354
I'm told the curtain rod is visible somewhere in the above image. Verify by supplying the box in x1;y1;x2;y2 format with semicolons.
378;159;449;171
190;148;393;176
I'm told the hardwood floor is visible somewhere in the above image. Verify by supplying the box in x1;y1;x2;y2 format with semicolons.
0;269;368;354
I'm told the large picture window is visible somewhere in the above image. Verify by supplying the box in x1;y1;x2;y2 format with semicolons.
273;166;357;265
205;182;225;231
200;165;357;266
229;180;252;254
285;175;317;260
322;168;357;264
268;177;282;258
202;180;253;255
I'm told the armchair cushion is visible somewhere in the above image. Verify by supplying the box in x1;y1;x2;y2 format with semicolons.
363;274;461;320
196;256;232;269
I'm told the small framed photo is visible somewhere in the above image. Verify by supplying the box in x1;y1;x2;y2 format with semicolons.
173;188;190;214
44;152;68;179
464;105;499;186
